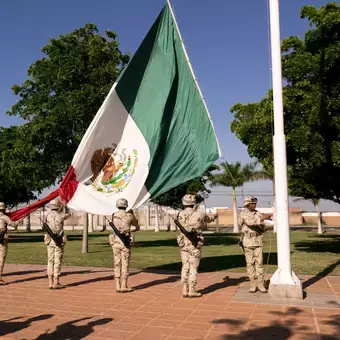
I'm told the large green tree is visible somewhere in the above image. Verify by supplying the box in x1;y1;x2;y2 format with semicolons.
1;24;129;206
152;164;219;210
230;3;340;204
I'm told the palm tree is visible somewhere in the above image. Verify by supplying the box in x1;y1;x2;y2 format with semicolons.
293;197;323;234
210;161;270;233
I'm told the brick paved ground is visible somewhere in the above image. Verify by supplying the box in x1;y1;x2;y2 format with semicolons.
0;264;339;339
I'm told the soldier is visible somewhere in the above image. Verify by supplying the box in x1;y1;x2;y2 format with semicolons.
177;194;217;298
0;202;14;285
109;198;139;293
44;199;71;289
238;196;272;293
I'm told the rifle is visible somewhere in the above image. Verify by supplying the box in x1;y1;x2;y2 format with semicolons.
170;215;200;248
105;217;131;248
0;230;6;244
39;217;64;246
238;240;245;253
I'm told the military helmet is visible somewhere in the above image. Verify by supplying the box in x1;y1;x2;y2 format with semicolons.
49;199;60;210
0;202;6;210
116;198;128;209
182;194;196;206
243;196;258;207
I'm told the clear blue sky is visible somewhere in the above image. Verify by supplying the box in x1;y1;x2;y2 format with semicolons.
1;0;337;211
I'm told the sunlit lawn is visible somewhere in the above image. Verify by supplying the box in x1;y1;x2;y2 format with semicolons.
6;230;340;276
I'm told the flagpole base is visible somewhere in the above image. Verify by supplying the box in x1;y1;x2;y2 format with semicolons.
268;269;303;299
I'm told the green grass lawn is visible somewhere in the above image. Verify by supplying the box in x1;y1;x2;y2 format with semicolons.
5;230;340;276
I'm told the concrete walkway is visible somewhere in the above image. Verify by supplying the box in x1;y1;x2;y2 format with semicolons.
0;264;339;339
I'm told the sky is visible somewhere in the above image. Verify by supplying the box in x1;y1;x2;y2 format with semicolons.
1;0;338;211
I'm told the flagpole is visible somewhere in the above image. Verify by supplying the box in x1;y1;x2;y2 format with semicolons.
268;0;302;298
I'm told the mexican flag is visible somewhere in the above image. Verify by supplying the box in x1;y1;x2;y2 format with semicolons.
9;1;220;220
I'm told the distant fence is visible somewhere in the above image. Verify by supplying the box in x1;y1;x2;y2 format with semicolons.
8;205;340;231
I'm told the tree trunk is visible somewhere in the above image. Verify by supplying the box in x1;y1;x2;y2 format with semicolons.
102;215;106;232
273;180;277;233
88;214;93;233
25;214;31;233
316;203;323;234
232;187;238;233
82;212;88;254
154;205;160;232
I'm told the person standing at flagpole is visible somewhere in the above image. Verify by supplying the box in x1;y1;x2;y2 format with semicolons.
238;196;272;293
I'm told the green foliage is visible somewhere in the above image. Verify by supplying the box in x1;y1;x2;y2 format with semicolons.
230;3;340;203
151;164;219;209
210;161;270;189
0;24;129;206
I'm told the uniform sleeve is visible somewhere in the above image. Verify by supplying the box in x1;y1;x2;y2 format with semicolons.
131;214;138;227
62;208;71;221
203;214;215;223
238;214;243;228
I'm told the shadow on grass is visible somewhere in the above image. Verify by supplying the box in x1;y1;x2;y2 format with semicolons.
145;253;278;273
8;233;109;243
295;234;340;254
134;234;239;248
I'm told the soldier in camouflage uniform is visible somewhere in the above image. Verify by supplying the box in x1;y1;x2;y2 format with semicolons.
0;202;14;285
238;196;272;293
177;194;217;298
44;199;71;289
109;198;139;293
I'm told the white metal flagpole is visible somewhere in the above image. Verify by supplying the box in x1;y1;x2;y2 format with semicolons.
268;0;303;299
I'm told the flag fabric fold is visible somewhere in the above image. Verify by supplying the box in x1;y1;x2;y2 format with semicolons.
9;0;220;220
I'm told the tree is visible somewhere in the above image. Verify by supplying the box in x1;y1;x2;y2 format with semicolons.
210;161;269;233
230;3;340;204
1;24;129;206
294;197;323;234
151;164;219;210
0;127;37;206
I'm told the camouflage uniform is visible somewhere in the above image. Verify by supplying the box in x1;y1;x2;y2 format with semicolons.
0;202;12;285
109;198;139;293
44;199;70;289
238;196;267;293
177;195;216;298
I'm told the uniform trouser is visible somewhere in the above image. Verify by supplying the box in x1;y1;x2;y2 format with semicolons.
0;243;8;276
47;245;64;278
180;245;201;285
112;244;131;279
244;246;264;281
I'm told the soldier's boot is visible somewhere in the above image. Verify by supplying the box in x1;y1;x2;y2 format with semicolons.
0;275;7;285
182;283;189;298
188;284;202;298
48;275;53;289
115;278;121;293
249;280;257;293
120;278;133;293
257;277;267;293
53;276;65;289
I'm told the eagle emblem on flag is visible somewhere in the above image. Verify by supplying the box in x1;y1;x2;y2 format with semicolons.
90;147;138;194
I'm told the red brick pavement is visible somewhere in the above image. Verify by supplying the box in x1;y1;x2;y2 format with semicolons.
0;264;339;339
